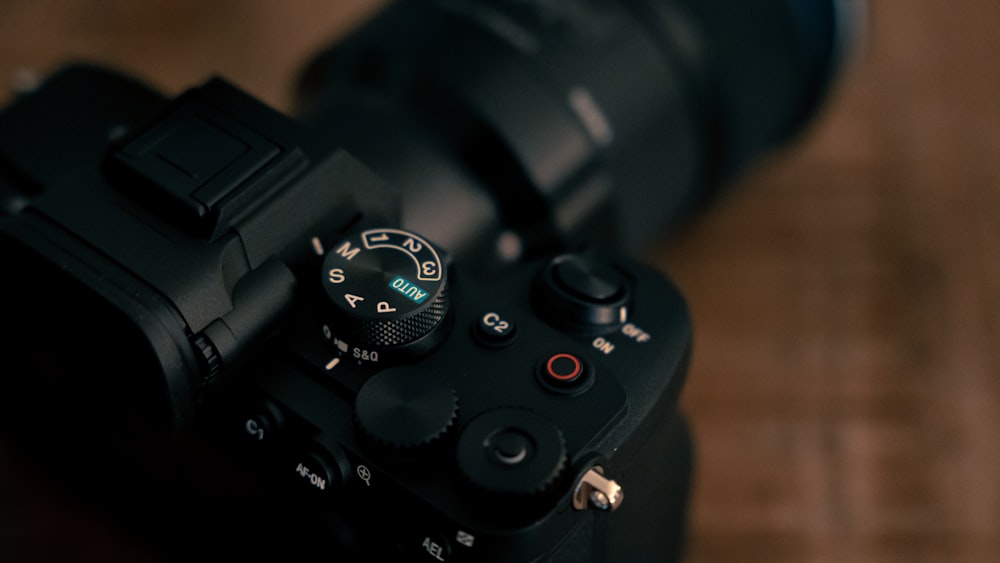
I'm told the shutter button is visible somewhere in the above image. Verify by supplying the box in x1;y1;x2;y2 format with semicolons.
533;254;631;328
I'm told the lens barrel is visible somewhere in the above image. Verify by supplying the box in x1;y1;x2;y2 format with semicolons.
297;0;864;270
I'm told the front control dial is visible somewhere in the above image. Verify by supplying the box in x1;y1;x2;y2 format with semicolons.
321;228;451;362
354;366;459;458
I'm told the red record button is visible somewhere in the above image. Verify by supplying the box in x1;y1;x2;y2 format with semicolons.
538;352;592;393
546;353;583;382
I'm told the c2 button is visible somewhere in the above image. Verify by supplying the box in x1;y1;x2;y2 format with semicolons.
473;311;518;347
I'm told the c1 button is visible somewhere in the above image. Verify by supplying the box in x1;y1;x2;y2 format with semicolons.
234;400;283;447
537;352;593;394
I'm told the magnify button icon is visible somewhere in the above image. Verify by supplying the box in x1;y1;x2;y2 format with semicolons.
357;464;372;486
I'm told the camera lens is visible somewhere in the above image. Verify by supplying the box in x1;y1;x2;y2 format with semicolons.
296;0;860;271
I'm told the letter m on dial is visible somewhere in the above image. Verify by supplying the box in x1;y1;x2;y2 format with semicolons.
336;241;360;260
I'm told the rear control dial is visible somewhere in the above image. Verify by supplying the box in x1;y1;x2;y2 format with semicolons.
456;408;567;517
321;228;451;361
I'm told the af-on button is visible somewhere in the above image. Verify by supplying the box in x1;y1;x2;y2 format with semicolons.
288;446;342;498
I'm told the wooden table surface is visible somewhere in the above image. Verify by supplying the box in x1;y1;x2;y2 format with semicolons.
2;1;998;562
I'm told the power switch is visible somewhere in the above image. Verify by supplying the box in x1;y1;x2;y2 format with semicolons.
533;254;632;328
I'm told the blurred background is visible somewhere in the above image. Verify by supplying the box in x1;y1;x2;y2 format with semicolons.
1;1;998;561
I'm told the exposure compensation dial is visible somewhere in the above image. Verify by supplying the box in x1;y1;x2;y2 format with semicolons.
321;228;451;364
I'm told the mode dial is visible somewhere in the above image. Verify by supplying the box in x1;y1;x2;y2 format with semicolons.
321;228;451;362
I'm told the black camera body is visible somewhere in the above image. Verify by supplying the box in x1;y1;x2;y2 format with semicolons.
0;1;861;560
0;69;691;562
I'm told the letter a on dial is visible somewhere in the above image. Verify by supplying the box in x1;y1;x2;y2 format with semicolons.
344;293;365;309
